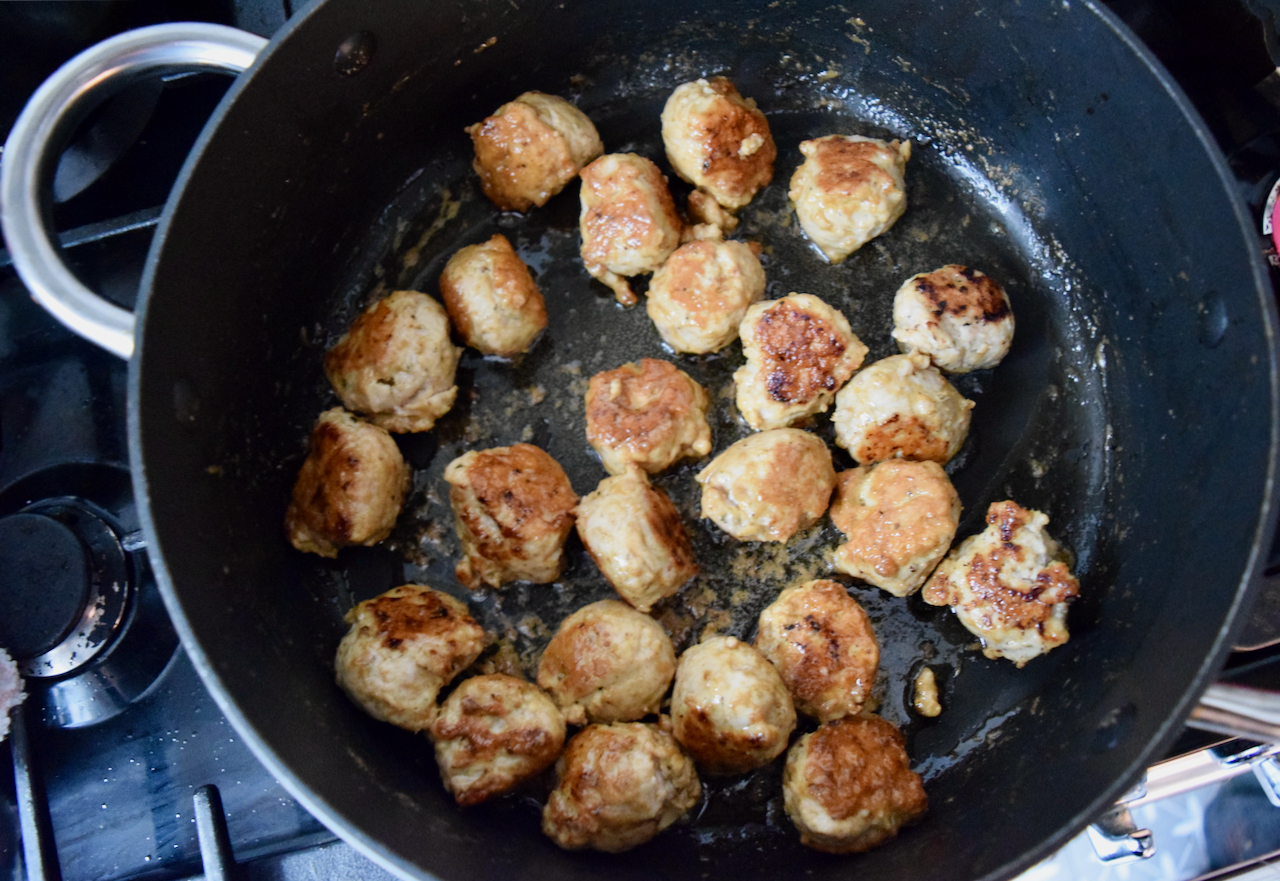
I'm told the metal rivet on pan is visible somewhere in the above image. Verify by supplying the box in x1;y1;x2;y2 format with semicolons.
334;31;376;76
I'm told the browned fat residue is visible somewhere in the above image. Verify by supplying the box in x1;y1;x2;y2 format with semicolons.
755;304;849;404
856;415;950;464
916;266;1011;324
812;138;896;197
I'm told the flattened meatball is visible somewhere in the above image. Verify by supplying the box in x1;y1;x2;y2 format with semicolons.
671;635;796;775
696;428;836;543
285;408;410;558
923;500;1080;667
439;233;548;357
542;721;701;852
334;584;486;732
646;238;765;355
661;77;776;211
429;674;566;806
733;293;869;430
444;444;578;589
789;135;910;264
324;290;461;433
783;715;927;853
829;460;961;597
754;580;879;722
467;91;603;212
536;599;677;726
892;264;1014;373
579;153;684;306
585;358;712;475
832;352;974;465
575;469;698;612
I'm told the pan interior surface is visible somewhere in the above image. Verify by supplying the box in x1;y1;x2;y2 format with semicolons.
131;1;1279;880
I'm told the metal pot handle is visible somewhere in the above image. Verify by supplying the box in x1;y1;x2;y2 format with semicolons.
0;23;267;360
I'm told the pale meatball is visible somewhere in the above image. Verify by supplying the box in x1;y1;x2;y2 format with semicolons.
686;189;739;237
832;352;974;465
444;444;578;589
696;428;836;543
829;460;961;597
923;500;1080;667
646;238;766;355
575;469;699;612
579;153;684;306
733;293;869;430
285;408;410;558
536;599;677;726
334;585;486;732
783;715;928;854
467;91;603;212
754;580;879;723
892;264;1014;373
788;135;911;264
429;673;566;806
542;721;701;852
324;290;461;433
661;76;776;211
585;358;713;475
439;233;548;357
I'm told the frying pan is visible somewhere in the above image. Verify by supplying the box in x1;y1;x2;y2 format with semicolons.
4;1;1279;879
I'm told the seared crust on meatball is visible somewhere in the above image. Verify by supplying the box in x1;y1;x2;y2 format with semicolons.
324;290;461;433
832;352;974;465
444;444;579;589
734;293;869;430
923;500;1080;667
754;580;879;722
575;469;699;612
285;408;411;558
830;461;961;597
892;265;1014;373
585;358;713;475
429;674;566;807
536;599;677;726
789;135;910;264
334;584;487;732
467;91;603;212
579;153;684;305
671;635;796;775
696;428;836;543
783;715;927;853
542;721;700;852
661;77;776;211
439;234;548;357
646;238;766;355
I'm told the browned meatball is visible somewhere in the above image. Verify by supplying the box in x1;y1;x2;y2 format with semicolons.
645;238;766;355
892;264;1014;373
439;234;548;357
285;408;410;558
585;358;712;476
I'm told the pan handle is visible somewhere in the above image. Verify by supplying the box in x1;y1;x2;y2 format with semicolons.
0;23;267;360
1188;682;1280;741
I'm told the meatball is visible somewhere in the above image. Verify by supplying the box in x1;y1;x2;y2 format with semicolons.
585;358;713;476
536;599;677;726
579;153;684;306
467;91;603;212
754;580;879;723
444;444;578;589
429;673;566;806
783;715;928;854
788;135;911;264
575;469;699;612
285;408;410;558
832;352;974;465
670;635;796;775
696;428;836;543
733;293;869;430
439;233;548;357
334;584;487;732
923;500;1080;667
661;76;776;211
829;460;961;597
324;290;461;433
542;721;701;852
646;238;766;355
686;189;739;237
892;264;1014;373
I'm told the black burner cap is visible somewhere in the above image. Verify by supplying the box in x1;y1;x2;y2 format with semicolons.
0;512;90;660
